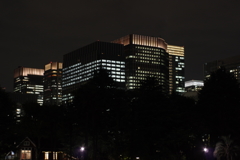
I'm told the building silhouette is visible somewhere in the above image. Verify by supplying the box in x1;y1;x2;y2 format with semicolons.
204;55;240;83
43;62;63;106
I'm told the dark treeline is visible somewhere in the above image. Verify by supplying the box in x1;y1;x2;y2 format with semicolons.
1;67;240;160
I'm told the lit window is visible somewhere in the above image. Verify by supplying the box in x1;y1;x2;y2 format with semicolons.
21;149;31;160
45;152;49;160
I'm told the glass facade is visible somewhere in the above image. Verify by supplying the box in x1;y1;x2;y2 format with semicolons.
62;41;125;104
167;45;185;94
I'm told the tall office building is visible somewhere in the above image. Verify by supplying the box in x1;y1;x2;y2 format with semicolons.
44;62;63;106
167;45;185;94
62;41;125;104
14;66;44;105
112;34;169;94
204;55;240;83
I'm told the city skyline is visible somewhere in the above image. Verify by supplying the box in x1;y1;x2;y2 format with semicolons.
1;0;240;91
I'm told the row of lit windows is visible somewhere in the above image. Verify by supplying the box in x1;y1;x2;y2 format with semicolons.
128;82;164;86
136;50;165;54
176;76;184;79
131;56;164;62
135;59;165;65
136;46;165;52
136;70;164;75
136;74;164;79
63;62;124;80
136;52;162;57
64;59;124;72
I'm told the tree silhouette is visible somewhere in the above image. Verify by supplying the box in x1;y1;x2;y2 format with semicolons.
197;67;240;144
214;135;240;160
0;88;14;158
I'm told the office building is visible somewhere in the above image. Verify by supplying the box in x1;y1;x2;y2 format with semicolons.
44;62;63;106
112;34;169;94
204;55;240;83
13;66;44;105
167;45;185;94
62;41;125;104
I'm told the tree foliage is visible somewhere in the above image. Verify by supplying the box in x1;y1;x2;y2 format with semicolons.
197;67;240;141
214;135;240;160
0;88;14;157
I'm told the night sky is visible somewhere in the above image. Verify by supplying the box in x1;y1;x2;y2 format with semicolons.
1;0;240;92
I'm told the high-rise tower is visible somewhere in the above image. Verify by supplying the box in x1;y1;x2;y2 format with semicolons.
44;62;63;106
13;66;44;105
112;34;169;94
167;45;185;94
62;41;125;104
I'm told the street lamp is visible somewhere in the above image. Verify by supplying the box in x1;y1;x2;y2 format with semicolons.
80;147;85;160
80;147;85;152
203;147;208;153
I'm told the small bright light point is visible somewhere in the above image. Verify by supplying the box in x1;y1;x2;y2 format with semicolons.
203;147;208;153
81;147;85;151
136;157;140;159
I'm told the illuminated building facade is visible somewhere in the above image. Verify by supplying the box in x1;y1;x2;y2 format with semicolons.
112;34;169;94
62;41;125;104
44;62;63;106
14;66;44;105
204;55;240;83
167;45;185;94
185;80;203;92
184;80;204;101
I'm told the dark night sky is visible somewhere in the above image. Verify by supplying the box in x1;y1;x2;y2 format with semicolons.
1;0;240;92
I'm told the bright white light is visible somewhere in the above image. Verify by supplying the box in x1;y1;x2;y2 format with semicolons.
136;157;140;159
203;147;208;153
80;147;85;151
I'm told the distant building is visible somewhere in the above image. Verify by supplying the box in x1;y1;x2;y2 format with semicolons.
167;45;185;94
185;80;204;92
44;62;63;106
62;41;125;104
13;66;44;105
184;80;204;101
204;55;240;82
112;34;169;94
62;34;185;104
